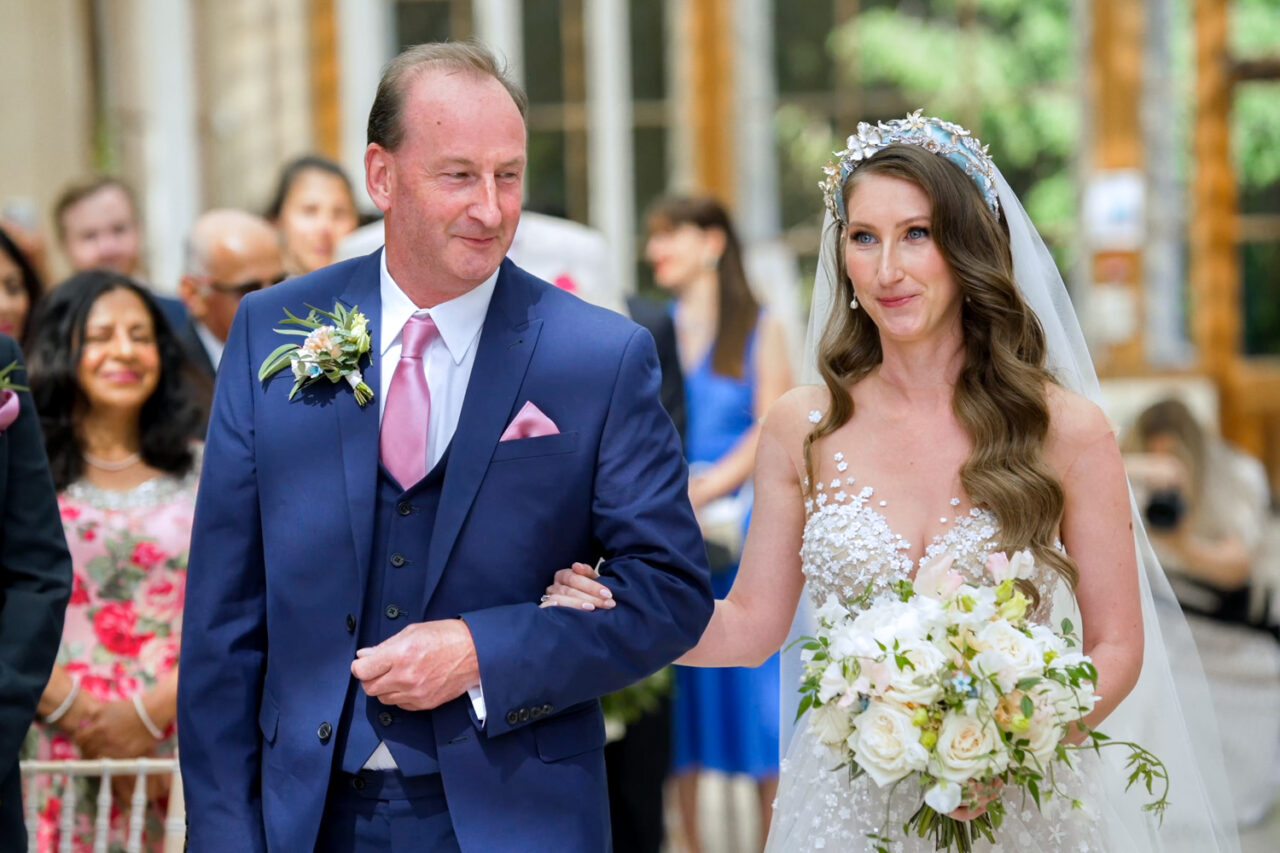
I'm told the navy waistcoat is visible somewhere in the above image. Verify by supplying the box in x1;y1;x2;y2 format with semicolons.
335;447;450;775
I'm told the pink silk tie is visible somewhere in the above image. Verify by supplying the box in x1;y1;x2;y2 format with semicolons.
379;313;437;487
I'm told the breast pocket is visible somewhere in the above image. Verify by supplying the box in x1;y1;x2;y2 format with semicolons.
491;431;580;462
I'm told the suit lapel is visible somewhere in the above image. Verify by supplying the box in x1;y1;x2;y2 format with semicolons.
425;261;542;604
335;251;384;592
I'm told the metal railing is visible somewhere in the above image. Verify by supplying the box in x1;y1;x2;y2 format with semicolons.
18;757;184;853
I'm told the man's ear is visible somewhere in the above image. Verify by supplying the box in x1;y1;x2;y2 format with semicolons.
179;275;207;320
365;144;394;214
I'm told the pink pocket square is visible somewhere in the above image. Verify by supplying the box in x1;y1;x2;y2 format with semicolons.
500;401;560;441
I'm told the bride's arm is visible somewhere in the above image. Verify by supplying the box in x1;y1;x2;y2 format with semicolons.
677;418;807;667
1058;406;1144;733
543;401;810;668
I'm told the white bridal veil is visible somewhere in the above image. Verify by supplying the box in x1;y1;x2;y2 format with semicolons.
781;166;1242;851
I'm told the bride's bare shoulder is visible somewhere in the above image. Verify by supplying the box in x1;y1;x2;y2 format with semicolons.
1043;382;1117;469
762;385;831;439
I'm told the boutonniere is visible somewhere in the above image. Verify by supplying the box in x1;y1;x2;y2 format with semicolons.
257;302;375;406
0;361;27;432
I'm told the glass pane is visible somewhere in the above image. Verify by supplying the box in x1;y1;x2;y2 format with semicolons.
630;0;666;101
1243;241;1280;356
526;129;568;218
633;126;668;225
395;1;455;47
773;0;834;94
524;0;566;104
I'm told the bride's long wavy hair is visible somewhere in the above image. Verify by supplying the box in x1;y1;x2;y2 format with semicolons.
804;144;1078;595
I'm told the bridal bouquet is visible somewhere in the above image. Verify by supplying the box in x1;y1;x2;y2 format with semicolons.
796;549;1168;852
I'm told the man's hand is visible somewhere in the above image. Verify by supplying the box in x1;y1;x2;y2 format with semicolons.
351;619;480;711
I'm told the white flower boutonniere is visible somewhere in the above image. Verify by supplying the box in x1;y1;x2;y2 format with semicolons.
257;303;374;406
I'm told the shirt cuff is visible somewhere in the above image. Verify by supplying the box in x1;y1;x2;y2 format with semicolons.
467;682;487;725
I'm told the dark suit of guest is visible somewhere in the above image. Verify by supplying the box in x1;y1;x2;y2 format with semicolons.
176;319;217;380
606;297;686;853
0;335;73;847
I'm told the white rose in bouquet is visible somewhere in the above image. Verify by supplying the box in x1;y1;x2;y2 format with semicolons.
880;640;947;706
810;700;854;746
818;661;851;704
847;701;929;786
929;710;1009;783
971;620;1044;692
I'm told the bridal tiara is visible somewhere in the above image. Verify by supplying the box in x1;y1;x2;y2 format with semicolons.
820;110;1000;224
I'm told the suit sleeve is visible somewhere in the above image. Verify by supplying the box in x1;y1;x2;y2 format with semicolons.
177;306;269;851
461;326;713;736
0;338;72;777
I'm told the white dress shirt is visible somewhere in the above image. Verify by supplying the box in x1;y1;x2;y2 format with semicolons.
364;252;497;769
194;321;225;370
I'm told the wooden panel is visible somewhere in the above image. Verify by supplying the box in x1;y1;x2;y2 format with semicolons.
310;0;341;159
1091;0;1145;375
686;0;734;205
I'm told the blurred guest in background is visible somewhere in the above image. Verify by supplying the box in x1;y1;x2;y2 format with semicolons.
177;209;284;378
265;154;359;276
53;177;187;330
0;333;73;851
644;196;792;852
1124;397;1280;826
22;272;203;852
0;226;43;344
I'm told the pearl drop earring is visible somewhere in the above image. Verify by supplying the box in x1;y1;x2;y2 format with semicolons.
850;292;859;311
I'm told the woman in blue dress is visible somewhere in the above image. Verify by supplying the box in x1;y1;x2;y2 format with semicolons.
644;196;793;851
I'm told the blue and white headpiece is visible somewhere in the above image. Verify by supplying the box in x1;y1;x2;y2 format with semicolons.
821;110;999;224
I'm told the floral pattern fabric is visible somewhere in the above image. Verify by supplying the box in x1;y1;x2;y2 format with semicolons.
23;464;197;853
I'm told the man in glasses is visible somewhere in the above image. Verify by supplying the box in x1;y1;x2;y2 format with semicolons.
178;209;285;377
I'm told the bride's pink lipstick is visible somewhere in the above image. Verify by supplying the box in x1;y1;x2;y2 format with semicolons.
878;294;915;308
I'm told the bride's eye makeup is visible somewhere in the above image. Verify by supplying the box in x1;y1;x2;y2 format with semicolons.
849;230;877;245
905;225;930;240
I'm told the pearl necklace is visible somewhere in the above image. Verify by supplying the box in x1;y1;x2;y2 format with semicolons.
83;451;142;472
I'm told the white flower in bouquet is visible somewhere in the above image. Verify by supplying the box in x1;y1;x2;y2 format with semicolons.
929;711;1009;784
810;700;854;746
971;620;1046;692
846;701;929;786
880;640;948;706
817;661;852;704
815;594;848;625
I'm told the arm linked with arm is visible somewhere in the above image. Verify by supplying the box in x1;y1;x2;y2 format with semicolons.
461;327;714;736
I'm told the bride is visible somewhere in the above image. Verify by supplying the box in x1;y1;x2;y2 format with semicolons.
544;113;1239;851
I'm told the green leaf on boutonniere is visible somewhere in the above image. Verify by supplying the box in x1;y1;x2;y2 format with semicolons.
0;360;28;392
259;302;374;407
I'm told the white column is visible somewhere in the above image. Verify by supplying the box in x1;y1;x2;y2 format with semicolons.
733;0;803;369
1142;0;1189;366
584;0;636;295
473;0;524;85
733;0;781;243
138;0;200;293
664;0;695;191
336;0;395;210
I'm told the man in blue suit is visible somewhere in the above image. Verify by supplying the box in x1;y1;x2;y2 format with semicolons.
177;41;713;852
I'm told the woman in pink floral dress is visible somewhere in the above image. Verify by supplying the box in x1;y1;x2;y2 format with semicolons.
22;271;205;852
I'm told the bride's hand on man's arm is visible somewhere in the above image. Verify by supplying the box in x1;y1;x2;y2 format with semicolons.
541;562;617;610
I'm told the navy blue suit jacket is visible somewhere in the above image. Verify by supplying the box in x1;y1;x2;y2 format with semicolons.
177;253;713;851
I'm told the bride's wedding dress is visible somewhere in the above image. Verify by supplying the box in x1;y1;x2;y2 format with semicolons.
764;455;1109;851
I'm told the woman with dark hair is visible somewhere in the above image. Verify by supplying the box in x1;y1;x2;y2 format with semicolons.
546;116;1237;851
266;154;359;276
643;196;792;851
21;271;202;851
0;225;43;344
